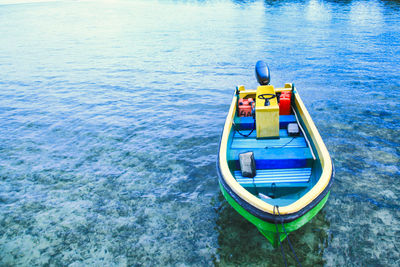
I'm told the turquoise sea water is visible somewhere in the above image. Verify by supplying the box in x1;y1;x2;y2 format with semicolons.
0;0;399;266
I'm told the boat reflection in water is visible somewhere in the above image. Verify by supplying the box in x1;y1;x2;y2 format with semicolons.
214;194;331;266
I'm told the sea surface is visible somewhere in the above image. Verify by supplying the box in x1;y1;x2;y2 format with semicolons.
0;0;399;266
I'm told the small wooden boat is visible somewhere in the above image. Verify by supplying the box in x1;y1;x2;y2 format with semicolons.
217;61;334;246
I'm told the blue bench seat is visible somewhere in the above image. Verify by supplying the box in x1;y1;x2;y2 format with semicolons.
234;129;291;138
231;136;307;149
234;168;311;188
228;147;313;169
234;115;296;130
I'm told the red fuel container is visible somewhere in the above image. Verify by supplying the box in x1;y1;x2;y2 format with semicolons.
238;98;254;117
279;91;291;115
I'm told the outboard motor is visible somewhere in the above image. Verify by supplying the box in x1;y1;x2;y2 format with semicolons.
255;60;270;85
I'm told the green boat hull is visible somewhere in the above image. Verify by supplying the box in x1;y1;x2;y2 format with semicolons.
219;182;330;246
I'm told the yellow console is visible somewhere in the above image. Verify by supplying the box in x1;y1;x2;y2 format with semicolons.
255;85;279;138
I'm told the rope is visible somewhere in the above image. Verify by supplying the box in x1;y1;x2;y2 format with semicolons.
232;121;255;138
274;205;303;267
233;88;255;138
265;136;296;149
273;206;287;267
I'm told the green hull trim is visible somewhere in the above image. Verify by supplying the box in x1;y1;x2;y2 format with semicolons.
219;182;330;246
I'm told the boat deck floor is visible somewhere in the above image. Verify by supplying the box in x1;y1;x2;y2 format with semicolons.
230;115;314;203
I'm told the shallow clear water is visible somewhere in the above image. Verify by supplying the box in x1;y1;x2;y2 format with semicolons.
0;0;399;266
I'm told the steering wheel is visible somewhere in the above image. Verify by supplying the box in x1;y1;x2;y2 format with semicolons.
258;94;276;106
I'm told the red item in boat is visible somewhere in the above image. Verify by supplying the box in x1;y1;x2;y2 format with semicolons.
279;91;291;115
238;98;254;117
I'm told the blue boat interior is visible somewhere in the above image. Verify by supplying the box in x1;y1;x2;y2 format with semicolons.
228;110;322;207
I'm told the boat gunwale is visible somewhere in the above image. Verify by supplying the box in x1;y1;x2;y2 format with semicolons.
217;86;333;217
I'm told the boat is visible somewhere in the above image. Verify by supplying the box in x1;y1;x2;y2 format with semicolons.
217;61;334;246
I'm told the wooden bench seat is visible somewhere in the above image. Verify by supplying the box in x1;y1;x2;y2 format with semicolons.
228;147;313;169
234;168;311;188
234;115;296;130
231;136;307;149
